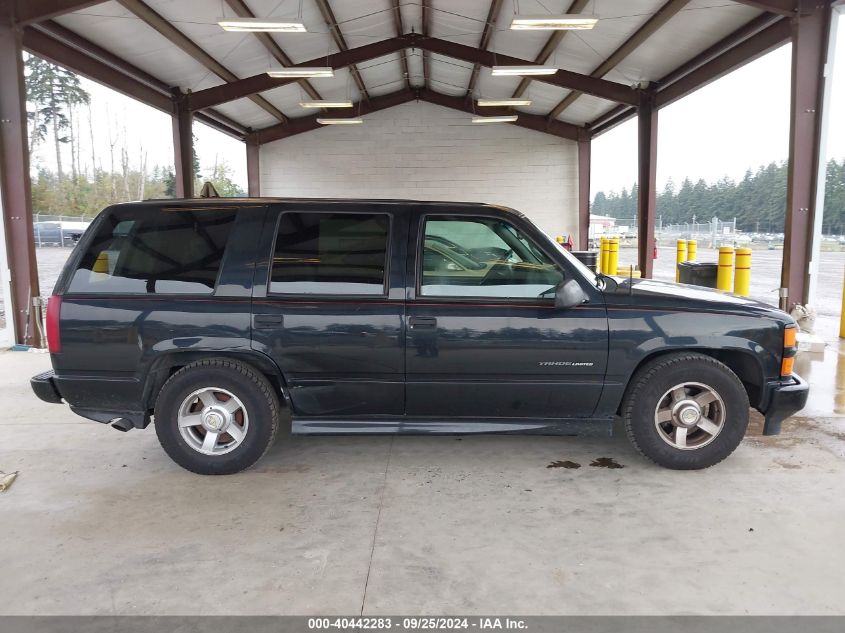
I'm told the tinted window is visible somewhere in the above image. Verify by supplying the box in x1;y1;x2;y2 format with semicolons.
420;217;563;298
68;208;236;294
270;212;389;295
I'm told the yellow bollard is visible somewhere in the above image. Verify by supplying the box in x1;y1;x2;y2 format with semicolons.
92;251;109;273
734;247;751;297
840;267;845;339
608;237;619;275
675;239;687;282
600;237;609;274
717;246;734;292
687;239;697;262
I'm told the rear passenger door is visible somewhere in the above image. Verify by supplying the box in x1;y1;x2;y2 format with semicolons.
250;205;407;421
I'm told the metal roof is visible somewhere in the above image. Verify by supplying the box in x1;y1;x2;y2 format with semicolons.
16;0;798;142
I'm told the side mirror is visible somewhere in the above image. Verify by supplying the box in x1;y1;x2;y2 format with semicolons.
555;279;589;309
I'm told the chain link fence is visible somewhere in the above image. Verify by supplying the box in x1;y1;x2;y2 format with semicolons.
590;216;742;248
33;214;93;247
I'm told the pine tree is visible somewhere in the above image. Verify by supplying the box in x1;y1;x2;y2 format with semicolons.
24;55;90;181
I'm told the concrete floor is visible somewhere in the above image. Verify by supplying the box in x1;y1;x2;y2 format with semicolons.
2;350;844;616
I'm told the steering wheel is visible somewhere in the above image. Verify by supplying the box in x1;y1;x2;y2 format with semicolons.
479;262;513;286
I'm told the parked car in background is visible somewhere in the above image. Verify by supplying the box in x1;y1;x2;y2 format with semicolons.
31;198;808;475
33;221;91;247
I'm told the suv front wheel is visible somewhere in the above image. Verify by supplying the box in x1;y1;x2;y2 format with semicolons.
154;359;281;475
622;352;749;469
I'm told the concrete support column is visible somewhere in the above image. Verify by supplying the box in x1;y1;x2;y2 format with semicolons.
637;90;658;279
0;9;41;346
577;138;591;250
172;99;194;198
246;140;260;197
781;1;834;309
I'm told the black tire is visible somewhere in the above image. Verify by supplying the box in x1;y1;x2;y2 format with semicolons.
154;358;281;475
622;352;749;470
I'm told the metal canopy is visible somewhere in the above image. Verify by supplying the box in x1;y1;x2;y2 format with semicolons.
9;0;807;141
0;0;839;349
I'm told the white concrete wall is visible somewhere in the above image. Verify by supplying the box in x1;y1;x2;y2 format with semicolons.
259;101;579;240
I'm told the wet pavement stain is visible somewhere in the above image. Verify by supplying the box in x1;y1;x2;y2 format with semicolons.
547;460;581;469
589;457;624;469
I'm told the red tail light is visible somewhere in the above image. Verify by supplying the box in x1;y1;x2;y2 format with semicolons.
46;296;62;353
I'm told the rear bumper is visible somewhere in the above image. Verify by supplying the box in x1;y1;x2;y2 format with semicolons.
31;369;149;429
31;370;63;404
762;373;809;435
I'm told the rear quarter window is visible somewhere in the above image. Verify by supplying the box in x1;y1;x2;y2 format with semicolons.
67;207;236;294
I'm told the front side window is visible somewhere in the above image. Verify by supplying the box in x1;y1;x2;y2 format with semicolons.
270;212;389;295
420;217;564;299
68;208;236;294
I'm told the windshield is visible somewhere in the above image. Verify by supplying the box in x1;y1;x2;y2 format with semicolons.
541;232;599;286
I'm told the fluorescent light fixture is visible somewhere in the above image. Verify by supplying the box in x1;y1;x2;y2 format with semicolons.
477;98;532;107
317;117;363;125
510;14;598;30
491;65;557;76
472;115;518;124
267;67;334;78
219;18;307;32
300;100;354;108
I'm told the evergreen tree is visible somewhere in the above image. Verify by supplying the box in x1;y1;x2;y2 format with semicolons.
592;159;845;235
25;56;90;181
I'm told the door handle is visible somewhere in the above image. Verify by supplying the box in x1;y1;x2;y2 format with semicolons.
254;314;283;328
409;316;437;329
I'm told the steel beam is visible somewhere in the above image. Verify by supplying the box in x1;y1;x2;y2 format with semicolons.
390;0;411;90
35;19;170;93
189;34;639;110
223;0;321;101
22;27;173;113
249;88;588;144
419;89;587;141
172;101;194;197
657;12;781;88
13;0;104;24
421;0;431;90
194;110;248;141
637;91;658;279
246;141;260;197
248;90;416;144
420;36;641;106
578;139;591;250
187;36;409;111
655;18;791;108
315;0;368;100
588;14;788;137
548;0;689;121
511;0;590;99
466;0;504;96
732;0;796;15
0;16;41;345
117;0;287;123
781;2;833;308
31;21;248;139
588;104;632;137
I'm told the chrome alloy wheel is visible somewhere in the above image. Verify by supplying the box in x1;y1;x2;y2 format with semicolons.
654;382;726;450
177;387;249;456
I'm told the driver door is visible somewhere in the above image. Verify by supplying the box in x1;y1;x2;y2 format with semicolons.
405;210;608;419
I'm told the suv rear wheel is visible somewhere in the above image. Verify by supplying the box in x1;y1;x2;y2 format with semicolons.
622;352;749;469
154;359;281;475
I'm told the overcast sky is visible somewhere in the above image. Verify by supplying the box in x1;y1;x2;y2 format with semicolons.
592;23;845;195
28;16;844;199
